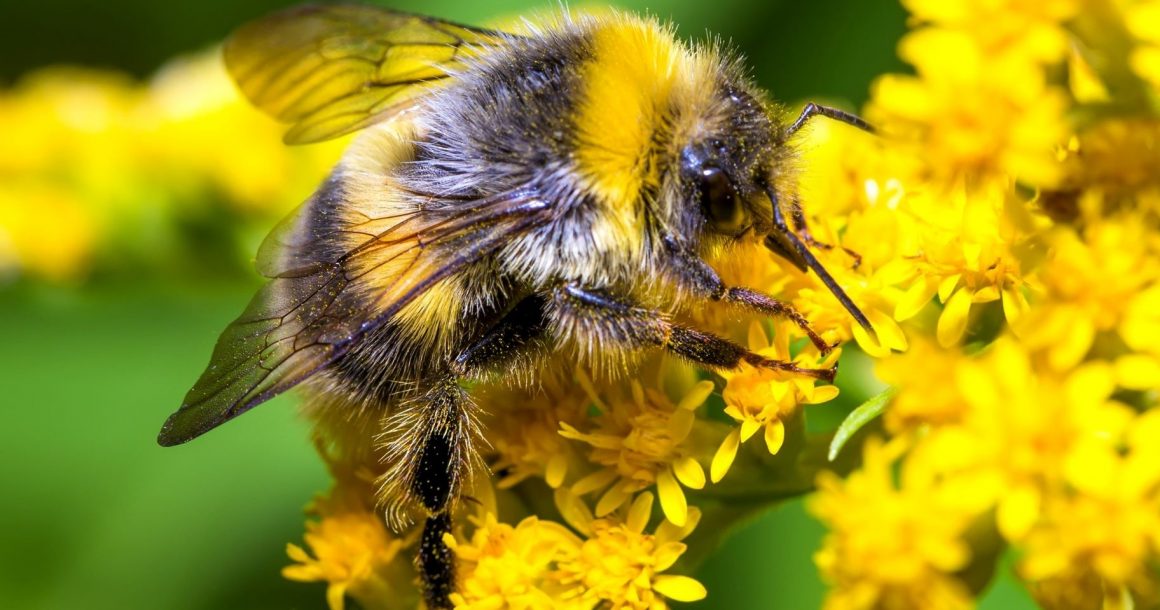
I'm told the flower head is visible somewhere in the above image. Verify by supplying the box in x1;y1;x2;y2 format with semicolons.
811;438;978;610
557;491;707;609
561;368;714;526
710;321;840;482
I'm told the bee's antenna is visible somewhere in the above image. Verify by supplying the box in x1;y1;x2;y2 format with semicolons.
764;185;877;339
786;102;875;139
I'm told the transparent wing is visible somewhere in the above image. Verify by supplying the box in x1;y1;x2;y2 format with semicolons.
224;5;512;143
158;189;549;446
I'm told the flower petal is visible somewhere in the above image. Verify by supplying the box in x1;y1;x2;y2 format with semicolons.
627;491;655;534
654;541;688;571
656;469;688;527
653;575;708;602
677;380;715;411
545;454;568;488
895;276;938;321
595;482;633;517
936;287;973;347
673;457;706;489
711;429;740;483
740;417;761;442
765;418;786;455
573;469;618;495
937;273;962;303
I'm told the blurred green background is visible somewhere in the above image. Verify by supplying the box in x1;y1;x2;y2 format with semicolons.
0;1;1038;608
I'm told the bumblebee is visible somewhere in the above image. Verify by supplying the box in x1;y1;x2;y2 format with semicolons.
158;5;875;607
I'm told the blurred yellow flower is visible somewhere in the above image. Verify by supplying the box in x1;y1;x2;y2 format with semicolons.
284;488;417;610
1020;410;1160;606
1128;0;1160;89
811;437;977;610
0;50;344;282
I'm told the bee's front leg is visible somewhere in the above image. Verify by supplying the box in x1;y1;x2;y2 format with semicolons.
550;283;835;381
662;237;836;355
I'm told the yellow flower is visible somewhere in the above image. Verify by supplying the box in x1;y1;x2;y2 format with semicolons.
0;51;346;282
448;512;583;610
556;490;707;609
1020;410;1160;605
145;49;347;214
897;181;1041;347
1128;0;1160;90
0;182;96;281
561;369;714;526
810;437;977;610
904;0;1078;63
283;487;416;610
1057;119;1160;201
478;373;591;490
867;14;1071;185
910;339;1133;540
875;337;969;432
710;321;840;483
449;491;705;610
1019;217;1160;370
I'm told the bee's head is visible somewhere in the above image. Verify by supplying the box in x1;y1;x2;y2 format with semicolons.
669;81;876;335
673;85;787;246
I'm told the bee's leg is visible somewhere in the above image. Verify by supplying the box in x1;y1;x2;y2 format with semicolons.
788;199;863;269
551;283;835;381
661;237;836;355
381;379;470;609
785;102;875;138
383;295;550;609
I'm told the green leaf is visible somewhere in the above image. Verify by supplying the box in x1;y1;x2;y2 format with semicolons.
827;387;897;461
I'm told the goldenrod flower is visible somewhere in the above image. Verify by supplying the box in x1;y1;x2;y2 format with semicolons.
283;488;417;610
710;321;839;483
479;374;591;490
875;337;969;432
561;369;714;526
448;491;704;610
447;512;582;609
1020;218;1160;370
556;491;707;609
811;437;977;610
0;51;343;282
1128;0;1160;89
1020;410;1160;606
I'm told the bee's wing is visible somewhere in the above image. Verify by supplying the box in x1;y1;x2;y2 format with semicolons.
224;5;512;144
158;189;550;446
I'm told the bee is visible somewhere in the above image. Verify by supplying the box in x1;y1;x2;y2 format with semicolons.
158;4;875;607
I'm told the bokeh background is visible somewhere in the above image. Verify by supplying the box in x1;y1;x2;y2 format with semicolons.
0;1;1036;608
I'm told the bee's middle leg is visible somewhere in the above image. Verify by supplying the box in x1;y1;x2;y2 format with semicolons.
551;283;835;381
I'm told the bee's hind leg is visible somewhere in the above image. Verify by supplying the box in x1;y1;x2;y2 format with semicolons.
381;294;550;609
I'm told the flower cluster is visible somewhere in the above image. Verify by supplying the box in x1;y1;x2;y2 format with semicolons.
0;51;344;282
796;1;1160;608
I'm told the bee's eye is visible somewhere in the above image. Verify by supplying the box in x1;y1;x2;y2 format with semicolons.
698;166;749;236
